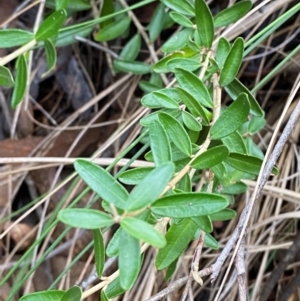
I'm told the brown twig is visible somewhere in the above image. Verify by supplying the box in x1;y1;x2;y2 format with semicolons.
235;236;247;301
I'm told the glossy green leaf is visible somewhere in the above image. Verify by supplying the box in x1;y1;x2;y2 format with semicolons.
11;55;27;109
182;111;202;131
194;0;214;48
149;3;165;42
165;259;178;280
221;182;248;194
119;231;140;290
0;66;14;87
119;34;141;61
169;11;193;27
100;0;114;28
221;131;247;153
162;28;192;53
167;58;201;72
216;37;231;68
191;145;229;170
177;88;210;125
156;218;198;269
220;37;244;86
248;116;266;134
36;9;67;41
42;39;57;76
58;208;114;229
46;0;91;11
225;78;263;117
93;229;105;277
60;286;82;301
113;60;152;74
211;93;250;140
95;17;131;41
121;217;166;248
19;290;65;301
225;152;279;175
158;112;192;156
191;215;213;233
176;174;191;192
161;0;195;16
175;68;213;108
211;162;229;180
214;1;252;28
151;193;229;218
118;167;153;185
100;290;109;301
125;162;174;211
204;233;219;249
0;29;35;48
156;92;179;108
149;120;172;165
56;0;70;10
209;209;236;221
106;227;122;257
105;277;125;299
74;159;129;209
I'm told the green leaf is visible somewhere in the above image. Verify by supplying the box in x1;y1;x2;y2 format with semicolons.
36;9;67;41
46;0;91;11
165;259;178;280
105;277;125;299
245;136;264;159
216;37;231;68
149;3;165;42
225;152;279;175
42;39;57;77
149;121;172;165
11;55;27;109
119;231;141;290
95;16;131;41
161;0;195;16
0;66;14;87
156;218;198;269
125;162;174;211
220;37;244;86
211;93;250;140
182;111;202;131
139;81;161;93
176;174;191;192
106;227;122;257
113;60;152;74
118;167;153;185
74;159;129;210
57;208;114;229
214;1;252;28
93;229;105;277
142;91;179;109
191;146;229;170
56;0;70;10
158;112;192;156
191;215;213;233
151;193;229;218
194;0;214;48
100;0;114;28
209;209;236;221
20;291;65;301
220;182;248;194
162;28;192;53
100;290;109;301
204;233;219;249
211;162;229;180
225;78;263;117
60;286;82;301
167;58;201;72
221;131;247;153
177;87;211;125
119;34;141;61
121;217;166;248
169;11;193;27
175;68;213;108
0;29;35;48
248;116;266;134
